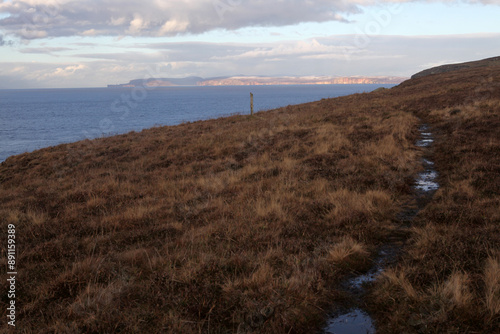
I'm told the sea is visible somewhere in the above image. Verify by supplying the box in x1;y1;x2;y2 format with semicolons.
0;84;393;162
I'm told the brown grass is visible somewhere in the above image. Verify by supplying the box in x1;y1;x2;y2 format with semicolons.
367;64;500;333
1;60;499;333
0;86;420;333
326;237;369;266
484;256;500;318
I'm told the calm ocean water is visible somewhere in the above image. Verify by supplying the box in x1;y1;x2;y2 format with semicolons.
0;84;392;162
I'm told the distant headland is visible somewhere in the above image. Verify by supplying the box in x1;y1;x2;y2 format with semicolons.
107;75;407;88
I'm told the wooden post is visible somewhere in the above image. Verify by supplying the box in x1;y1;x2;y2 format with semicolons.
250;92;254;116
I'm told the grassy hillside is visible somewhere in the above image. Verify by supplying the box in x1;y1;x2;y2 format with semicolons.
1;58;499;333
369;62;500;333
411;55;500;79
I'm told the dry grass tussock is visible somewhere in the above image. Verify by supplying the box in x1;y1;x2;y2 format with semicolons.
0;82;420;333
484;256;500;318
326;237;369;266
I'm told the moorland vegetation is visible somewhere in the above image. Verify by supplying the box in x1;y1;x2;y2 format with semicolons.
1;57;499;333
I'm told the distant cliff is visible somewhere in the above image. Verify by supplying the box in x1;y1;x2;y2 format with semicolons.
411;56;500;79
108;75;406;88
108;76;205;88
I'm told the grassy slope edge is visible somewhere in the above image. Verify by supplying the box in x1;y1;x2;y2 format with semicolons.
0;59;499;333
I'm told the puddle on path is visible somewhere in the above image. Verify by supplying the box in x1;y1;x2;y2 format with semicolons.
415;170;439;192
323;309;375;334
347;246;396;291
322;124;439;333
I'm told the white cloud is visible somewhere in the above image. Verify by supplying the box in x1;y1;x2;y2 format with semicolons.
159;19;190;35
44;64;87;78
213;39;348;60
81;28;98;36
127;14;149;35
18;28;48;39
10;66;27;73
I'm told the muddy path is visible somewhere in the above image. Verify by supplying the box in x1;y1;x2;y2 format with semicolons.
322;124;439;333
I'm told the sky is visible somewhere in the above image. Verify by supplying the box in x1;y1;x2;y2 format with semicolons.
0;0;499;89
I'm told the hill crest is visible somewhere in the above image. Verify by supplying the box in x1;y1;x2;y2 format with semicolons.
411;56;500;79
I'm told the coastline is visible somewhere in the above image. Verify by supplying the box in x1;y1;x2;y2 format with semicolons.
0;84;393;163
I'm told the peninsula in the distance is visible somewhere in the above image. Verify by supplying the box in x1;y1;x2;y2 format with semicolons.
107;75;407;88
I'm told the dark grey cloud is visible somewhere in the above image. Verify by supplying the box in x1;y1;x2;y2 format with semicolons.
1;1;497;40
0;33;13;46
0;0;360;40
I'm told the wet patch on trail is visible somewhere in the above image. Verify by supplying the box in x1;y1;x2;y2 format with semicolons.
322;124;439;334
